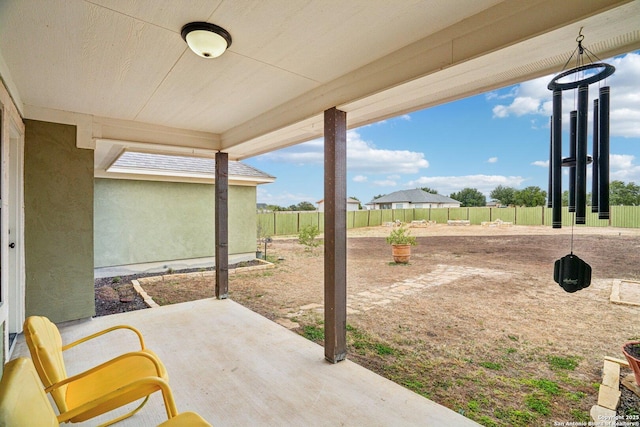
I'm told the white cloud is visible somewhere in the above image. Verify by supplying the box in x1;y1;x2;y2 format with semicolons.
346;131;429;173
491;52;640;138
353;175;368;182
487;157;498;163
256;187;318;205
259;130;429;175
611;154;635;169
406;175;526;196
493;96;545;118
259;140;323;165
530;153;640;183
485;87;517;101
610;154;640;182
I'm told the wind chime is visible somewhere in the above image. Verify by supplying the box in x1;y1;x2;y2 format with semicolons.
547;30;615;293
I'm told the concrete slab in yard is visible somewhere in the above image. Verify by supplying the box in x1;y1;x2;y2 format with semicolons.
610;279;640;306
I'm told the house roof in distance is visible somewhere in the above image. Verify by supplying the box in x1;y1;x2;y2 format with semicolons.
369;189;459;205
103;151;275;185
316;198;361;204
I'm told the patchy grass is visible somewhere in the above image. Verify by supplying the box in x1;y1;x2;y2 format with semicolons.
524;378;560;395
136;232;640;426
525;394;550;415
291;317;600;427
479;361;503;370
548;355;580;371
302;324;324;342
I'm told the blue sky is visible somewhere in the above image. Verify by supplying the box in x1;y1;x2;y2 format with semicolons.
245;52;640;207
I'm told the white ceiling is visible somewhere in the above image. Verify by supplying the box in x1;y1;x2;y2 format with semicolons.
1;0;639;163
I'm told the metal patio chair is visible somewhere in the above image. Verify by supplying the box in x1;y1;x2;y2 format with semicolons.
23;315;174;426
0;357;211;426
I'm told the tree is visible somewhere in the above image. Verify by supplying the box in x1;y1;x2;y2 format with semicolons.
561;190;594;207
558;181;640;208
514;186;546;207
610;180;640;206
372;194;386;201
420;187;439;194
295;201;317;211
490;185;517;206
449;188;486;207
298;225;322;251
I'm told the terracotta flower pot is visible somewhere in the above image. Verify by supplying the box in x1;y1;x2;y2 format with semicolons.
622;341;640;386
391;244;411;264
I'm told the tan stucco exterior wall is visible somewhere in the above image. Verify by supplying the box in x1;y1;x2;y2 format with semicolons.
94;179;257;268
24;120;94;322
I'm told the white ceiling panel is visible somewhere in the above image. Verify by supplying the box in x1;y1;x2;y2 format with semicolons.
212;0;503;82
0;0;186;120
136;50;318;132
88;0;223;31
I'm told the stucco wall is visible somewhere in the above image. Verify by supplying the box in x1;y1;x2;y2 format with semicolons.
24;120;95;322
94;179;256;268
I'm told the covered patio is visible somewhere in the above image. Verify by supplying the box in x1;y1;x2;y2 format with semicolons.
11;298;479;426
2;1;640;425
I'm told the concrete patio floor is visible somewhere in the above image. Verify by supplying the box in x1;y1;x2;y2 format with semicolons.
11;298;479;426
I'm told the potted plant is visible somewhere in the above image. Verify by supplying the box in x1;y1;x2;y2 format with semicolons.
386;224;417;263
623;341;640;386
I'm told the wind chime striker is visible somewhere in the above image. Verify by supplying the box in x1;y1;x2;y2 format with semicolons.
547;30;615;293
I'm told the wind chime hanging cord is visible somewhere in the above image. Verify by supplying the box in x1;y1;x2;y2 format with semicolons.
547;29;614;231
548;29;614;294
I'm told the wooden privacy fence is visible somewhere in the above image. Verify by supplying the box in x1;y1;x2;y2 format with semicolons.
257;206;640;236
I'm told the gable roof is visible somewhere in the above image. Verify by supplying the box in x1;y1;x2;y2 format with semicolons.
102;151;275;184
369;189;459;205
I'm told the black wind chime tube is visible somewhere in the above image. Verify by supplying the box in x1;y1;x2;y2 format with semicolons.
598;86;611;220
591;99;599;213
568;111;577;213
547;117;553;208
575;84;589;225
552;89;563;228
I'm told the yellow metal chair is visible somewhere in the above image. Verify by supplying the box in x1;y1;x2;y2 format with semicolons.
0;357;211;426
24;316;172;426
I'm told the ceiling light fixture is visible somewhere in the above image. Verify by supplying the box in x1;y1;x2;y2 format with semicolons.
181;22;232;59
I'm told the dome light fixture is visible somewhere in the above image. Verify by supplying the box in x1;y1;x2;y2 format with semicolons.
181;22;232;59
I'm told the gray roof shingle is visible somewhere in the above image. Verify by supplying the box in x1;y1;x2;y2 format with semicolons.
369;189;459;204
110;151;275;180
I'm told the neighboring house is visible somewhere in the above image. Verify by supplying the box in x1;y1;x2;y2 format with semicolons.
94;149;275;277
316;198;360;212
367;189;461;209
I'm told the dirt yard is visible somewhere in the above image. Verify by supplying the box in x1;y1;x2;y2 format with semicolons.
99;224;640;426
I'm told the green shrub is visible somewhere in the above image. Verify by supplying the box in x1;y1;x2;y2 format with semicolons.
298;225;321;250
385;224;417;246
